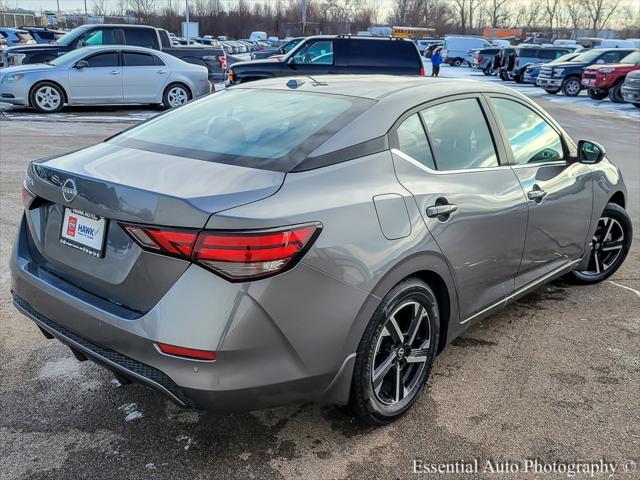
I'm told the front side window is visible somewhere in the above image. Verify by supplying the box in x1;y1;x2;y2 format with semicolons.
292;40;334;65
491;98;564;165
85;52;119;68
396;114;435;170
420;98;499;171
80;29;117;46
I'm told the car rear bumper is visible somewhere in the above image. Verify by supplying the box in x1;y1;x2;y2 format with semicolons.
10;214;369;412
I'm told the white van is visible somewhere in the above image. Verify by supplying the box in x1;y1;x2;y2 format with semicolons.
597;39;636;48
249;31;267;41
442;36;492;66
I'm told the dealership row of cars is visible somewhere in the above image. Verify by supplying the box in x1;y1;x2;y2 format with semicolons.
466;43;640;108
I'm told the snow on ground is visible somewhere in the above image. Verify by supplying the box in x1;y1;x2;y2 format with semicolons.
425;62;640;119
1;69;638;122
118;402;144;422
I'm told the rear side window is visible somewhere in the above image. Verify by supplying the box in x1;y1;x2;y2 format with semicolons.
37;31;56;41
123;52;158;66
491;98;564;165
397;114;435;170
420;98;499;171
111;89;374;171
124;29;157;49
517;48;537;57
539;49;566;60
348;40;419;67
85;52;119;67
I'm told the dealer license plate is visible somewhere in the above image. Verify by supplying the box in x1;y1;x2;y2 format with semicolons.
60;208;107;258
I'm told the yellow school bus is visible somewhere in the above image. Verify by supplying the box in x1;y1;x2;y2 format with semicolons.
392;26;436;39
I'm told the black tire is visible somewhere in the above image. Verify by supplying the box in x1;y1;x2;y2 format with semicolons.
348;278;439;425
587;88;608;100
453;58;463;67
162;83;191;109
565;203;632;285
499;70;509;81
608;81;624;103
562;76;582;97
633;103;640;109
513;73;523;83
545;88;560;94
29;81;65;113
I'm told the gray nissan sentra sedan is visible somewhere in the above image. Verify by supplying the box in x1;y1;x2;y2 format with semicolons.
11;75;631;424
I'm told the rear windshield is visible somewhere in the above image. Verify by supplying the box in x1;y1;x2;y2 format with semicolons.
110;88;374;171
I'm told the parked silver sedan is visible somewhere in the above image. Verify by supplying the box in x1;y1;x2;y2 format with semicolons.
0;45;210;112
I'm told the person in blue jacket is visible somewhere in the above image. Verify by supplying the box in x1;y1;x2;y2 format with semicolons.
431;48;443;77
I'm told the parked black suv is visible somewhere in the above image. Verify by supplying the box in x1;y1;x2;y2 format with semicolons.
2;24;227;82
228;35;424;84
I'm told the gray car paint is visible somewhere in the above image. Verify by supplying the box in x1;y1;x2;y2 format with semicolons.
11;75;627;413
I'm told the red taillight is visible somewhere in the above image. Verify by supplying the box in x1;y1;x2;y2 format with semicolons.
123;225;198;257
21;182;36;209
420;66;425;76
157;343;217;361
193;224;319;280
122;223;321;281
478;55;484;62
219;55;227;70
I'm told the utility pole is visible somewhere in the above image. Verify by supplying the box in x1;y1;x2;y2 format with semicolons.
301;0;307;35
84;0;88;18
185;0;190;45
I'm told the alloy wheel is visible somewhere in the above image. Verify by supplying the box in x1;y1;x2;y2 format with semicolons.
167;87;189;107
564;79;580;96
371;301;431;405
35;86;61;112
578;216;625;277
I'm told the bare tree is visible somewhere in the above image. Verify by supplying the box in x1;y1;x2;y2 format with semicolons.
580;0;623;35
484;0;510;28
92;0;107;15
544;0;560;33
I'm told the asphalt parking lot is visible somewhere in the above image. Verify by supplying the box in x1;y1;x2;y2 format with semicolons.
0;88;639;480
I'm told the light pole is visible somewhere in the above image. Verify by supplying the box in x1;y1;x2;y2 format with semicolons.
301;0;307;35
185;0;190;46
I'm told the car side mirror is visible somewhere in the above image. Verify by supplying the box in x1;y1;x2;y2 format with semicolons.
75;60;89;69
577;139;606;164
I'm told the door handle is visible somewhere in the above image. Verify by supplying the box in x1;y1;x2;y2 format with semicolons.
527;186;547;202
109;70;120;75
426;204;458;218
156;69;168;74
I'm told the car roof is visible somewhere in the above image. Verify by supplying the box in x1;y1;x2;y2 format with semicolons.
235;74;516;100
235;75;530;157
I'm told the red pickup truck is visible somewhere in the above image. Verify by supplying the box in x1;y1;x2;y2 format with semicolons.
581;50;640;102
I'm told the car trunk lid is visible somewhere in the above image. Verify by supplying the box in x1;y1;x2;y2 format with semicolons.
23;142;285;312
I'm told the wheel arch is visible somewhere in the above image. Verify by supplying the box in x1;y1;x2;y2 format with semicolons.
609;190;625;209
29;79;68;107
321;255;460;406
164;81;193;98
